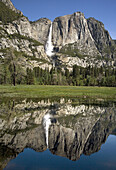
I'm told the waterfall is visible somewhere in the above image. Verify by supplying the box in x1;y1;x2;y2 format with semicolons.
45;23;54;56
43;113;52;147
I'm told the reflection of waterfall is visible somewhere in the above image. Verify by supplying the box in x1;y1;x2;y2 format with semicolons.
0;98;116;165
53;59;55;67
45;23;54;56
43;114;52;147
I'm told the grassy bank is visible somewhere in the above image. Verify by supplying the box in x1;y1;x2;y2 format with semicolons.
0;85;115;101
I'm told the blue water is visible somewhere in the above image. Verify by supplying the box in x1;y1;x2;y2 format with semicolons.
4;135;116;170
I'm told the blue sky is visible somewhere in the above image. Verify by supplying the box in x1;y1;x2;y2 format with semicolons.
11;0;116;39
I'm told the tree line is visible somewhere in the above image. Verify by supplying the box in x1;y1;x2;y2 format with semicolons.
0;48;115;87
0;60;115;87
26;66;116;87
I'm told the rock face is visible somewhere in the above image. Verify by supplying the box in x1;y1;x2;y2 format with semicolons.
1;17;51;45
1;0;22;14
52;12;99;56
31;18;51;44
0;18;52;70
87;17;116;59
0;0;116;69
51;12;116;68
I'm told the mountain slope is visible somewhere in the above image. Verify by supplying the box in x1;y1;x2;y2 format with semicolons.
0;0;116;86
0;0;116;68
1;0;22;14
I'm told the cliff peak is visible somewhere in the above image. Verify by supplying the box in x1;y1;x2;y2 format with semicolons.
0;0;23;14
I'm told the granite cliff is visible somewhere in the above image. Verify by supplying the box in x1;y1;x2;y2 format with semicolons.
0;0;116;71
1;0;22;14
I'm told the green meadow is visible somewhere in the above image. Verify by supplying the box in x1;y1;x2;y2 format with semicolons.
0;85;115;101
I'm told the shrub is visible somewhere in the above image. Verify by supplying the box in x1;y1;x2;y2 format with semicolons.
0;1;22;24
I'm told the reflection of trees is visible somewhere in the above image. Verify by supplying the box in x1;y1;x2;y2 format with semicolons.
49;107;116;161
0;100;115;167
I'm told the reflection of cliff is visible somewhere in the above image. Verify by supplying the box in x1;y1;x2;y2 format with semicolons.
49;107;116;161
0;125;46;153
84;108;116;155
0;146;16;170
0;99;115;167
0;125;47;170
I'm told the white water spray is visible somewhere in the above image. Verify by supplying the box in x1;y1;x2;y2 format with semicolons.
43;113;52;147
45;23;54;56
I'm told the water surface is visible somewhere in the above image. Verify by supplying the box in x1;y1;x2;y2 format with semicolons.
0;98;115;170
